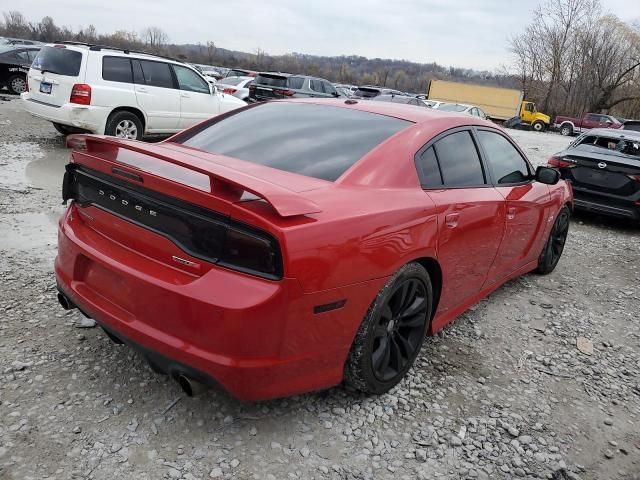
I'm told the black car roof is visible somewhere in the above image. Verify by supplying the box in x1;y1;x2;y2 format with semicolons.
581;128;640;140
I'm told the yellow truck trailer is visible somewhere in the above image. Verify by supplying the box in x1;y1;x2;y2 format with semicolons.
427;80;550;131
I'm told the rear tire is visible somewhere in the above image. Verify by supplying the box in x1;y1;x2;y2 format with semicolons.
536;206;570;275
532;120;546;132
344;262;433;395
105;111;143;140
560;124;573;136
7;74;27;95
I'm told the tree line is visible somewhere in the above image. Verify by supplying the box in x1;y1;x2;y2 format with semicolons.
2;5;640;119
510;0;640;119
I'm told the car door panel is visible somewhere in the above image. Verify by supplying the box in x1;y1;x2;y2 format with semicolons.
133;60;180;132
427;189;506;314
475;128;551;284
173;64;219;129
415;130;507;317
487;182;551;284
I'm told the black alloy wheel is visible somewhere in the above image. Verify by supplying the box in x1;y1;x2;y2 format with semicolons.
345;262;433;394
371;278;428;381
537;206;570;274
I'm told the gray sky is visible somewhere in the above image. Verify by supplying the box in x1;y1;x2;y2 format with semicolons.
12;0;640;70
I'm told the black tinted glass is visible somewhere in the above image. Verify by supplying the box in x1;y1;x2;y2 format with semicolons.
434;131;485;186
477;131;530;184
255;74;287;87
139;60;174;88
417;147;443;188
288;76;304;89
177;103;411;182
102;57;132;83
132;60;144;84
31;46;82;76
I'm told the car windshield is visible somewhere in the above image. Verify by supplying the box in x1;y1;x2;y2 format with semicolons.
354;87;380;98
439;104;468;113
575;135;640;157
175;102;412;182
31;46;82;76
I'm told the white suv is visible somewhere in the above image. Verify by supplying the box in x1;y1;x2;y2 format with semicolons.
21;42;246;139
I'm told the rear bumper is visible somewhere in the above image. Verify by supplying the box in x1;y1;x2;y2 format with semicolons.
21;93;108;133
572;187;640;220
55;205;384;400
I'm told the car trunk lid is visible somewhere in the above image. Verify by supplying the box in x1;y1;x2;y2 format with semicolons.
561;147;640;196
63;135;325;278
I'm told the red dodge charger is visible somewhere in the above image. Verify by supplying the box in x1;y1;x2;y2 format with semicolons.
56;99;572;400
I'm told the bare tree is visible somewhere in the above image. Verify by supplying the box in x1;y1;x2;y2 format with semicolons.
141;26;168;52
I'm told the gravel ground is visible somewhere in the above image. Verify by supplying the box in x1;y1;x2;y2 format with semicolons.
1;96;639;480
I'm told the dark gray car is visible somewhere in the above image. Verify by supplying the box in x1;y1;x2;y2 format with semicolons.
248;72;339;102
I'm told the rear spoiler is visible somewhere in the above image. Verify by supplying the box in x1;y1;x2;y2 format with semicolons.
66;135;322;217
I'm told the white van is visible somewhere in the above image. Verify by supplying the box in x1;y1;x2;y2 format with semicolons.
21;42;246;139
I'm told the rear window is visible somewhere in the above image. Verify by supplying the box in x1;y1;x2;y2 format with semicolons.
176;102;411;182
355;87;380;98
575;135;640;157
255;74;288;88
227;69;249;77
32;46;82;76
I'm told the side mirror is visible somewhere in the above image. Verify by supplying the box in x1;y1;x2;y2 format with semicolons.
605;119;612;124
332;91;340;97
535;166;560;185
211;85;218;95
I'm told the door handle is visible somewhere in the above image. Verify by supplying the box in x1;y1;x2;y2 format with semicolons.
507;207;517;220
180;93;190;98
136;87;148;93
445;213;460;228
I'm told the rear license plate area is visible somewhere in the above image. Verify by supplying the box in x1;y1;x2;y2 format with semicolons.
39;82;52;94
83;261;134;314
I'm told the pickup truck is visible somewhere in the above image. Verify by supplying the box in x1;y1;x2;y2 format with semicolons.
554;113;623;136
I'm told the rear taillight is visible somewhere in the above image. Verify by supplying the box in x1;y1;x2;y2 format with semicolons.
223;87;237;94
627;174;640;182
219;226;280;279
70;84;91;105
548;157;573;168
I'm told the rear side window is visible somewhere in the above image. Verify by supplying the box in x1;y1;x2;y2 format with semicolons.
477;131;530;184
433;131;485;187
255;74;288;88
31;46;82;76
287;76;305;89
416;147;443;188
102;57;132;83
138;60;174;88
176;102;411;182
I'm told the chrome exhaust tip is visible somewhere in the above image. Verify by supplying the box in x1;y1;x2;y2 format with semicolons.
57;292;75;310
176;374;208;397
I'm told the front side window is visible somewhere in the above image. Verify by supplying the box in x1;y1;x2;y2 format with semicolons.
433;131;485;187
175;102;411;182
102;57;133;83
138;60;174;89
322;81;337;95
173;65;210;94
310;79;323;92
477;130;530;184
586;114;600;122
